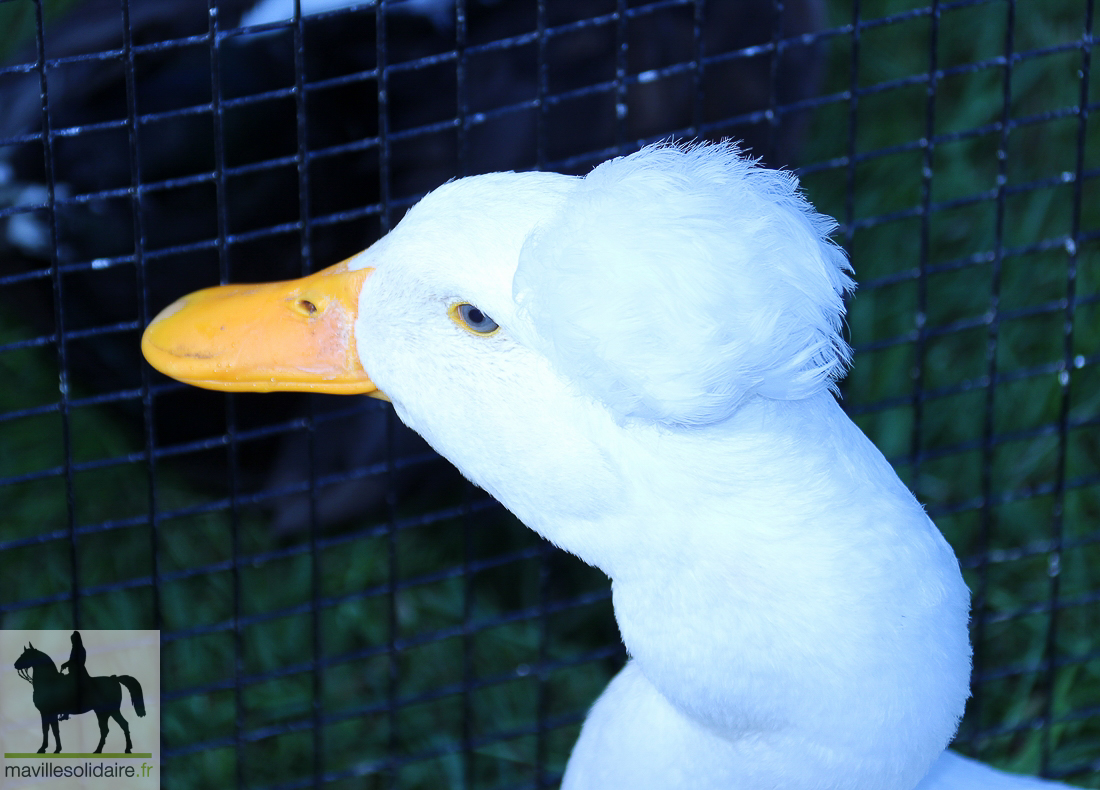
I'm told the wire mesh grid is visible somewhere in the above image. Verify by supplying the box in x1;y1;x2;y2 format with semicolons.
0;0;1096;787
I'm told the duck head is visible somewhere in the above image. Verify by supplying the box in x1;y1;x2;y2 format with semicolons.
142;141;855;568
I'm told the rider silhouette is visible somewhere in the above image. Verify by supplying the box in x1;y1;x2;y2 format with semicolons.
57;632;89;721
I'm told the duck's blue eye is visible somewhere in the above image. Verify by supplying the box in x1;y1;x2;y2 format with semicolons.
449;302;500;335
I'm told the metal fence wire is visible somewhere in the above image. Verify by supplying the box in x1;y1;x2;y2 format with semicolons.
0;0;1097;787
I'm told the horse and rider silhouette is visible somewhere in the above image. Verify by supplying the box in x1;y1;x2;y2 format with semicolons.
13;632;146;754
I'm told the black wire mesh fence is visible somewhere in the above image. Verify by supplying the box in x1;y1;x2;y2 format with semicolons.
0;0;1097;787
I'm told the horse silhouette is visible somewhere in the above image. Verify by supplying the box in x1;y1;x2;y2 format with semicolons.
14;641;146;754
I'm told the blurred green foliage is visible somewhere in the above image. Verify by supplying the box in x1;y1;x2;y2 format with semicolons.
0;0;82;60
798;0;1100;781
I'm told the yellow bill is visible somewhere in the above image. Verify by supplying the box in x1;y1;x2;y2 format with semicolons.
141;258;384;396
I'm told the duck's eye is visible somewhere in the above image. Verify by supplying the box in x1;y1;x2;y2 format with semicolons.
449;302;500;335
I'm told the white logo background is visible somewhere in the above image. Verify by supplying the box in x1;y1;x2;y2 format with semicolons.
0;630;159;789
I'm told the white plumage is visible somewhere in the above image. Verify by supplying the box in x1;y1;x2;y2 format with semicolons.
142;141;1075;789
514;143;854;423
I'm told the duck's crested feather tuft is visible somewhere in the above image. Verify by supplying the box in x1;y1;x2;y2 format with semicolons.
513;141;855;427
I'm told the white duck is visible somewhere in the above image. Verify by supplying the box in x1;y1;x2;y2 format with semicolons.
142;142;1072;790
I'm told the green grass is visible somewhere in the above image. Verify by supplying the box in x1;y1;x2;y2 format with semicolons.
1;0;1099;787
799;0;1100;782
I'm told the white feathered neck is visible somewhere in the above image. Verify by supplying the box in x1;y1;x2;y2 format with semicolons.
349;142;972;790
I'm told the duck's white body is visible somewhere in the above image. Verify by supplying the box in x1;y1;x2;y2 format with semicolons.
547;396;970;790
142;143;1072;789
